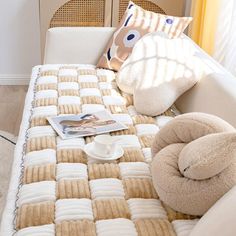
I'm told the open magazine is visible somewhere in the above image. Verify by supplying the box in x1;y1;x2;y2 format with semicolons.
47;110;128;139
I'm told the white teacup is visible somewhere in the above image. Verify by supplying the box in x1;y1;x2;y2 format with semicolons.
93;135;117;157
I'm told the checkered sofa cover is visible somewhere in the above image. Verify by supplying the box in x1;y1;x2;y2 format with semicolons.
14;64;198;236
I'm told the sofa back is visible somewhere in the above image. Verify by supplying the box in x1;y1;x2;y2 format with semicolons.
44;27;236;127
44;27;115;65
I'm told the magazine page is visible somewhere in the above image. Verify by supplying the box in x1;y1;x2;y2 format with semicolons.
47;110;127;139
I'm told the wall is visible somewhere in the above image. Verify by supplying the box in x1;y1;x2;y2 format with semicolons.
0;0;189;85
0;0;41;85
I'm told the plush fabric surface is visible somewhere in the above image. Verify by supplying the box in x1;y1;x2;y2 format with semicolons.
190;186;236;236
151;113;236;216
152;113;235;156
1;64;201;236
179;132;236;180
117;32;204;116
97;1;192;71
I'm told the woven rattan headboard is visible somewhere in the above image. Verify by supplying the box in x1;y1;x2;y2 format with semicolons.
117;0;166;22
40;0;185;59
49;0;166;28
50;0;106;28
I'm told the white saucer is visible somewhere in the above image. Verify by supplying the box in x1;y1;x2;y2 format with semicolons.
84;142;124;161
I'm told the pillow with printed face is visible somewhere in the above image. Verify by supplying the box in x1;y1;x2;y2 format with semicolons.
96;1;192;71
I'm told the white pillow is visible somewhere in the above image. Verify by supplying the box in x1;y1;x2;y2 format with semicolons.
117;32;197;94
117;32;205;115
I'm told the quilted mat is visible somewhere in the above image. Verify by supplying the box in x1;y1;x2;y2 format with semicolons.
13;65;199;236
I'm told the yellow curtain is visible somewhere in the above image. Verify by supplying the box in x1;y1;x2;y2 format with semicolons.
189;0;221;55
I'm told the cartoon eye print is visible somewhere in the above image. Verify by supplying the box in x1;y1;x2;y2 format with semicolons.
166;18;174;24
107;48;111;60
123;30;141;48
107;44;118;61
128;3;134;9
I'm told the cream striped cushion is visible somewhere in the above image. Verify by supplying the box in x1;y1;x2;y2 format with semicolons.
97;0;192;71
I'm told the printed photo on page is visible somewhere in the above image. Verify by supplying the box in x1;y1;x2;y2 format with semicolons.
47;109;127;139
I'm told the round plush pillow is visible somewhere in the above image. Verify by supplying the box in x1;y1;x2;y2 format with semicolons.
151;113;236;216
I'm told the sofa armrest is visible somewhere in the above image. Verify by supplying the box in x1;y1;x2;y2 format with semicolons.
176;72;236;128
190;186;236;236
176;36;236;128
44;27;115;65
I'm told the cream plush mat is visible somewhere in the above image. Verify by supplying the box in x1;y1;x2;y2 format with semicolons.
0;65;199;236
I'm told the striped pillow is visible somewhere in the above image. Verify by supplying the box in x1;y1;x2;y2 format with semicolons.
97;1;192;71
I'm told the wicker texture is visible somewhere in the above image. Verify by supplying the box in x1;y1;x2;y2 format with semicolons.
50;0;105;28
118;0;166;22
49;0;166;29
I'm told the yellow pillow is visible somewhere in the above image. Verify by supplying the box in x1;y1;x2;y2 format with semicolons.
97;1;192;71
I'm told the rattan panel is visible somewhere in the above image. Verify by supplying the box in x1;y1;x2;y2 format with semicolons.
50;0;105;28
118;0;166;22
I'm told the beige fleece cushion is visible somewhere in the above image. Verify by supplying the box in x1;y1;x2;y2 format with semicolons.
152;112;235;157
151;113;236;216
179;132;236;180
97;1;192;71
151;142;236;216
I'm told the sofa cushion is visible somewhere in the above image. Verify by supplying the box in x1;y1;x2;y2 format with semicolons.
151;113;236;216
97;1;192;71
117;32;203;115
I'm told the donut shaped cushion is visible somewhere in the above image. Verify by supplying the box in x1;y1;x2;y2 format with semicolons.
151;113;236;216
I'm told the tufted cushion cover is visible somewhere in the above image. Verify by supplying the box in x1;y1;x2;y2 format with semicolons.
7;64;196;236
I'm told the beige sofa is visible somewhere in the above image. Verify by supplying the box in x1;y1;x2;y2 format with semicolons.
43;27;236;236
44;27;236;128
1;26;235;236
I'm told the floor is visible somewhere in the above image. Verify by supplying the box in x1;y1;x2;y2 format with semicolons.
0;86;28;136
0;131;17;222
0;86;27;221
